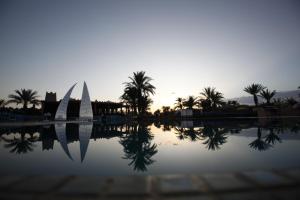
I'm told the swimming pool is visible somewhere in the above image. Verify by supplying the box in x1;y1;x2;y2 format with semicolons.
1;118;300;176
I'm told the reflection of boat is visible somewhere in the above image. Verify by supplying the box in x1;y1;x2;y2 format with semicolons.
54;123;73;160
79;123;93;162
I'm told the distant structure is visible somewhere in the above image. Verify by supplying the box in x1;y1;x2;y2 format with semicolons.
42;94;128;120
45;92;57;102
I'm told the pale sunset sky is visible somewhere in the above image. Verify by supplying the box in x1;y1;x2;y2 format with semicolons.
0;0;299;111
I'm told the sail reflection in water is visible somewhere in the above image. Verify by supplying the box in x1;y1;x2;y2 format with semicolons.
54;123;93;162
79;123;93;162
1;118;300;176
54;123;73;160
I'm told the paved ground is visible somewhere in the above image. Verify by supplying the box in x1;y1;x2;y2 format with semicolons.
1;168;300;200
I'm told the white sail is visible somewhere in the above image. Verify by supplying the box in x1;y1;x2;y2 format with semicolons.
55;83;77;120
54;123;73;160
79;82;93;121
79;123;93;162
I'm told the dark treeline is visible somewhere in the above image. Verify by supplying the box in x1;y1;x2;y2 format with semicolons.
155;83;300;118
0;72;299;120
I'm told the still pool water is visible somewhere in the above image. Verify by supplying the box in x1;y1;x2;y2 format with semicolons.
1;118;300;176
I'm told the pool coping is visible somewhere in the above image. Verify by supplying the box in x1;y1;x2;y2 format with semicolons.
1;168;299;199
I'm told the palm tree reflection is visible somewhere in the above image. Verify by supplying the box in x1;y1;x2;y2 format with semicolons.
290;124;300;134
174;127;186;141
200;126;228;151
249;128;271;151
174;125;228;150
174;127;202;141
2;133;38;154
264;128;281;145
120;125;157;172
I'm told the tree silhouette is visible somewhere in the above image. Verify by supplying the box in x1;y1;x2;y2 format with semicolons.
244;84;265;106
260;89;276;105
174;97;184;110
183;96;198;109
7;89;39;109
0;99;7;108
200;87;224;109
122;71;155;116
120;86;138;115
162;106;170;113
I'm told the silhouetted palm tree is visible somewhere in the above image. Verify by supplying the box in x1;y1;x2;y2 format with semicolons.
273;98;283;105
162;106;170;113
153;109;161;118
140;95;153;114
7;89;39;109
174;97;184;110
201;87;215;100
199;99;212;111
123;71;155;115
120;86;138;114
249;128;271;151
2;133;38;154
211;91;224;109
183;96;197;109
285;97;297;106
244;84;265;106
200;87;224;109
260;89;276;105
30;99;41;109
0;99;7;108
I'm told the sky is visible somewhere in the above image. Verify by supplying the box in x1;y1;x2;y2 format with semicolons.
0;0;299;111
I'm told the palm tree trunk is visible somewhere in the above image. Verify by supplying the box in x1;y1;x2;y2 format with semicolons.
23;101;28;109
253;95;258;106
133;105;137;115
257;127;261;139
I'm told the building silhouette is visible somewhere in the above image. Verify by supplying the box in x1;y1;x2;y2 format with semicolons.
41;92;129;119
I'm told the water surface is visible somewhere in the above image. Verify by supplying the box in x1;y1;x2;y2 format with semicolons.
0;118;300;176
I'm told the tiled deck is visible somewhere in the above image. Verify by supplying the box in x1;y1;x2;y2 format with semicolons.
1;168;300;199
